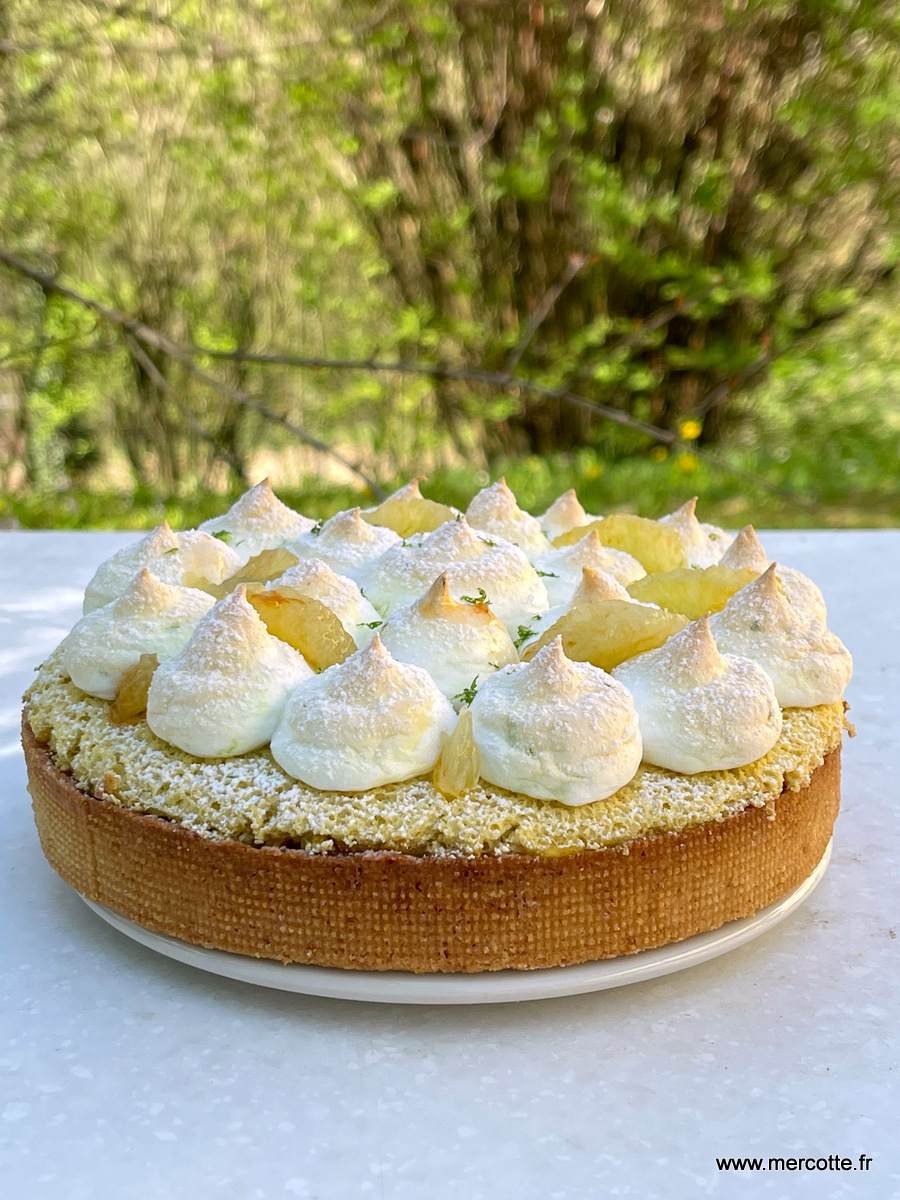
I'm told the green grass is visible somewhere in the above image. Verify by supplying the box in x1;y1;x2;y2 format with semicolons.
3;444;898;531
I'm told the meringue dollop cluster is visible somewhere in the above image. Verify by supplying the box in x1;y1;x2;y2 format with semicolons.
66;479;851;807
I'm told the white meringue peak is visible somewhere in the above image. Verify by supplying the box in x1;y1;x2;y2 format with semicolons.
539;489;591;541
371;477;427;505
146;586;313;757
531;528;645;606
82;524;242;613
267;558;382;647
362;517;548;632
570;565;638;606
270;634;456;791
64;569;215;701
659;498;729;567
719;525;768;573
199;479;315;562
708;566;851;707
466;479;551;557
379;573;518;704
720;526;826;624
83;522;178;613
468;637;643;806
612;617;782;773
286;507;401;582
363;517;484;612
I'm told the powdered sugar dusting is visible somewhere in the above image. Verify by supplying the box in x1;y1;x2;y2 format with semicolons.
25;652;844;856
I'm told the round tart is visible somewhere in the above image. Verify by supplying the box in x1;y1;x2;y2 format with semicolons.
23;483;852;974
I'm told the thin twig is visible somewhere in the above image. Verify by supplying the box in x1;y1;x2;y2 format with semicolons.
505;254;591;372
123;331;248;483
695;350;776;417
603;295;699;356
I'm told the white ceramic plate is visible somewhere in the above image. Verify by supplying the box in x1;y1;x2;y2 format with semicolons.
80;841;831;1005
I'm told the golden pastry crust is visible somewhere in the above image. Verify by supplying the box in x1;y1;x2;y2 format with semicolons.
24;719;841;974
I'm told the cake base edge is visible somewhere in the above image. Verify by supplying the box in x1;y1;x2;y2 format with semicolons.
23;719;841;973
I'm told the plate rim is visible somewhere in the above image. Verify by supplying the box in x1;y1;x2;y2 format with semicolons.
77;840;832;1005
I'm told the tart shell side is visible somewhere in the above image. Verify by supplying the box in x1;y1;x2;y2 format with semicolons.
23;720;841;974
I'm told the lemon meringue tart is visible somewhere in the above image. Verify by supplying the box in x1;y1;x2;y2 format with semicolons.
23;481;850;973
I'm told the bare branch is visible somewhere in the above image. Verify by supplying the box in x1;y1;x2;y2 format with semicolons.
122;331;247;484
0;246;386;498
506;253;591;372
0;243;817;508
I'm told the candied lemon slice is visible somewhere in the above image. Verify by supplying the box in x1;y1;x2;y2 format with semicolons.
521;600;688;671
552;515;686;574
110;653;159;725
191;548;299;599
627;565;759;619
248;588;355;671
363;496;457;538
434;707;481;797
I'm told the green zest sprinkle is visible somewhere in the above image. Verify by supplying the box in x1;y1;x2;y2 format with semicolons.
212;530;232;544
163;547;178;556
460;588;489;605
535;569;558;578
453;677;479;706
514;624;535;649
478;536;496;547
310;521;323;535
359;620;383;629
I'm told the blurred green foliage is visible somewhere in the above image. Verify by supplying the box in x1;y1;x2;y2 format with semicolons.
0;0;899;526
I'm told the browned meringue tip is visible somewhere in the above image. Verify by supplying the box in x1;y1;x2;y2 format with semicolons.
653;614;724;685
125;568;172;604
359;630;388;659
389;476;427;500
578;527;604;549
682;613;720;659
742;562;790;609
669;496;698;520
721;525;767;570
573;565;628;603
418;572;455;616
327;506;367;532
419;571;495;623
245;477;273;497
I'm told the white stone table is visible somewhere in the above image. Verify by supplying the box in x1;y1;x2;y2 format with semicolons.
1;530;898;1199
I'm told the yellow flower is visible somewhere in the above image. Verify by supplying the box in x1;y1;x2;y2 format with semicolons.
679;419;702;441
650;445;668;462
676;453;698;473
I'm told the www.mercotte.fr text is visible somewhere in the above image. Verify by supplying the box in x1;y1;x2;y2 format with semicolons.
717;1154;873;1173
